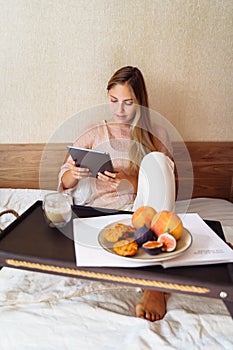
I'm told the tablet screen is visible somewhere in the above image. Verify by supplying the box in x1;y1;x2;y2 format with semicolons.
67;146;114;178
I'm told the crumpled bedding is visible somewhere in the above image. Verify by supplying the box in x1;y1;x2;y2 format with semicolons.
0;189;233;350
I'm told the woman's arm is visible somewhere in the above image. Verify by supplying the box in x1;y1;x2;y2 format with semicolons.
61;160;91;189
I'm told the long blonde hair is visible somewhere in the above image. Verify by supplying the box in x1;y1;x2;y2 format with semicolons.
107;66;160;171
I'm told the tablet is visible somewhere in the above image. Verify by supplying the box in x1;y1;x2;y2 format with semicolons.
67;146;114;178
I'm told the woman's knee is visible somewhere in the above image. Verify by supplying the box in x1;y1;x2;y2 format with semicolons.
140;152;174;173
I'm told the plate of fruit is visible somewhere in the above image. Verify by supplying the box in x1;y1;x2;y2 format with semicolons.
98;206;192;262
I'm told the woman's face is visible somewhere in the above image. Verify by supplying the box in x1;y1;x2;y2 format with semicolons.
108;83;137;125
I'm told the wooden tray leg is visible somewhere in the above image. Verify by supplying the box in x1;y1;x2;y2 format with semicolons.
224;301;233;319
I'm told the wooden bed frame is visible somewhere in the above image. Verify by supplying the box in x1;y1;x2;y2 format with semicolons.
0;142;232;202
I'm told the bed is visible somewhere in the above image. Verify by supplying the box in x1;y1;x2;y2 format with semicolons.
0;142;233;350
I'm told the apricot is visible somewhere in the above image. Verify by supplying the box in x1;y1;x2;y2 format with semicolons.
132;206;157;229
151;210;183;240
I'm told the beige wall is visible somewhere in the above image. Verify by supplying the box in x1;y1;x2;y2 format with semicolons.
0;0;232;143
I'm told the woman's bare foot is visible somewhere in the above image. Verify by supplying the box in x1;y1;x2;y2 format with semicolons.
135;289;166;322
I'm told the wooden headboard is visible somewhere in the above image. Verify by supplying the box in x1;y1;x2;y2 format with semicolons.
0;142;232;202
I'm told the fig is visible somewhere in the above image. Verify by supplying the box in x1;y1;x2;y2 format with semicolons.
134;225;154;246
157;232;177;252
142;241;163;255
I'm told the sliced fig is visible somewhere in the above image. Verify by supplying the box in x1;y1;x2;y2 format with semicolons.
134;225;154;246
142;241;163;255
157;232;176;252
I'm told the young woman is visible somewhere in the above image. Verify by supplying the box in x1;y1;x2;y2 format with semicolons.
58;66;175;321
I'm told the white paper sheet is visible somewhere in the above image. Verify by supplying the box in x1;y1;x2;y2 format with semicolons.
73;213;233;268
163;213;233;268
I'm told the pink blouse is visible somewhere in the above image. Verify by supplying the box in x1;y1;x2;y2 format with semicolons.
58;120;136;210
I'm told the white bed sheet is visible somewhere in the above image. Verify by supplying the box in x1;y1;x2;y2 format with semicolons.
0;189;233;350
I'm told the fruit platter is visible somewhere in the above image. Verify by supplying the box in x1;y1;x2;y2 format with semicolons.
98;206;192;262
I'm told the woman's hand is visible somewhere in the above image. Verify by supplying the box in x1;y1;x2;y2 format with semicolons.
68;160;92;180
97;167;137;193
61;160;92;189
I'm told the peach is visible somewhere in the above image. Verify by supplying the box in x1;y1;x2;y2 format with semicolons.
151;210;183;240
132;206;157;229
